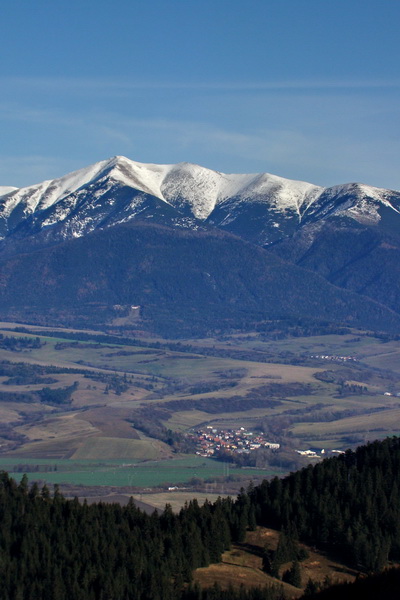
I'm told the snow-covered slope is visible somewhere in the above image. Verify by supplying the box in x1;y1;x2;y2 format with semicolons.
0;187;18;196
1;155;399;246
0;156;323;223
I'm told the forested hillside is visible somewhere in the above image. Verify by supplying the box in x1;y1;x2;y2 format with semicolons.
249;437;400;572
1;222;400;337
0;472;257;600
1;437;400;599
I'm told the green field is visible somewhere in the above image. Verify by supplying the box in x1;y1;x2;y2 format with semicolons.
0;455;280;488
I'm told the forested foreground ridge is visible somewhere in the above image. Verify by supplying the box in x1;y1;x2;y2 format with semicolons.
1;438;400;599
0;474;262;600
248;436;400;573
301;567;400;600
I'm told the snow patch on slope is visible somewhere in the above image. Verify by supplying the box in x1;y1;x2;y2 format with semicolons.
161;163;223;219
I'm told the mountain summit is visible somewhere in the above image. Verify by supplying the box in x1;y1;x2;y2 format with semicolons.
1;156;400;335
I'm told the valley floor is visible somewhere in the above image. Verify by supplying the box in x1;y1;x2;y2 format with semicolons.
0;322;399;493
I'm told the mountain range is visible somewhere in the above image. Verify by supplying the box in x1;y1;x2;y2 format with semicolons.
1;156;400;336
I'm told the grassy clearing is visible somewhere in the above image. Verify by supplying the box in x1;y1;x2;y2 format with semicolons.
194;526;357;594
132;491;229;511
194;559;284;595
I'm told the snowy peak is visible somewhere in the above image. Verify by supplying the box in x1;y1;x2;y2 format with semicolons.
303;182;400;227
0;156;399;246
95;156;170;201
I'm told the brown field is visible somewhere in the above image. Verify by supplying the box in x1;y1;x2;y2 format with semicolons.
292;406;400;437
132;491;230;512
71;436;172;460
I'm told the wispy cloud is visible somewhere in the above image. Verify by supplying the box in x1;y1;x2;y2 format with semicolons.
1;77;400;191
2;116;400;192
2;76;400;93
0;103;88;127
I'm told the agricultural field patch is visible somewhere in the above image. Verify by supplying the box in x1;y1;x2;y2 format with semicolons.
131;491;229;512
71;436;172;461
291;406;400;439
2;456;277;489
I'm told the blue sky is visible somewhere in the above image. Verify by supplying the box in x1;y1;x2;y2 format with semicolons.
1;0;400;190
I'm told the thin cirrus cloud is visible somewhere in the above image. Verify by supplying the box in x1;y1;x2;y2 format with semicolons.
2;75;400;93
1;75;400;190
0;116;395;191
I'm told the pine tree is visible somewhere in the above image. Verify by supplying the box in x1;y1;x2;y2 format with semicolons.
304;578;319;595
262;543;273;574
282;560;301;588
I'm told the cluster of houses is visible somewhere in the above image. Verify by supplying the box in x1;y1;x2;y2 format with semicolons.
191;426;280;458
295;448;344;459
310;354;357;362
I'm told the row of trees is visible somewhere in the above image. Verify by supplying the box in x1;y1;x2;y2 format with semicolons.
0;335;43;351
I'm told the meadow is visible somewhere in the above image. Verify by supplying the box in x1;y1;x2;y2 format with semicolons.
0;454;278;489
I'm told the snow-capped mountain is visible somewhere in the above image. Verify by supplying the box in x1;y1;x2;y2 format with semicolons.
1;155;400;336
1;156;400;247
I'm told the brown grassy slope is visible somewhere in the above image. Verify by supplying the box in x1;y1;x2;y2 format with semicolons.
193;527;357;595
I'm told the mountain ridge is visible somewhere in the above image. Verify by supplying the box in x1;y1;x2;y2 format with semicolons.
2;156;399;248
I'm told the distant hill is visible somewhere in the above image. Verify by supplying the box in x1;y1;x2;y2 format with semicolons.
0;222;399;336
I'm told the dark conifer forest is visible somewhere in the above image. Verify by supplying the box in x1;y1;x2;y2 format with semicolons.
0;437;400;599
301;568;400;600
248;436;400;573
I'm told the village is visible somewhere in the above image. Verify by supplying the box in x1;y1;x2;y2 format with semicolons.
190;426;280;458
188;426;346;463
